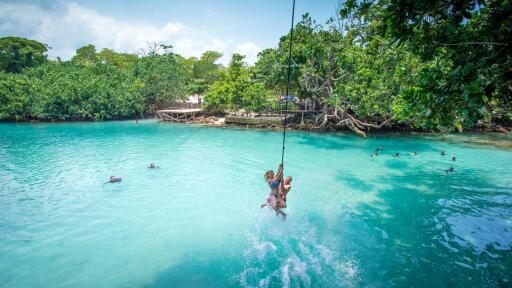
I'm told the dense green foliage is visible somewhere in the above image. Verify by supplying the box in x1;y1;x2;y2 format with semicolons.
133;52;188;112
1;1;511;132
373;0;512;130
0;39;196;121
253;13;422;127
186;51;223;96
250;0;511;131
204;54;274;113
72;44;138;68
0;37;48;73
0;61;143;120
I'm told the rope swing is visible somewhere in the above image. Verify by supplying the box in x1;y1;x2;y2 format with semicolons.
281;0;296;167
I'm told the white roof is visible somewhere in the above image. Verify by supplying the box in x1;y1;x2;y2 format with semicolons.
184;95;202;104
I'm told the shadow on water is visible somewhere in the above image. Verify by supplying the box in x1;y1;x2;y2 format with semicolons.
293;133;358;151
293;132;442;155
336;155;512;287
140;251;243;288
336;173;376;192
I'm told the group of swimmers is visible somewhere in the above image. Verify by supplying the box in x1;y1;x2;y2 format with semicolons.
369;146;420;158
104;163;160;184
260;163;292;219
369;147;458;174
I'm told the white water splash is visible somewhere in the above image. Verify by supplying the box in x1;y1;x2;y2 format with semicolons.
239;215;359;287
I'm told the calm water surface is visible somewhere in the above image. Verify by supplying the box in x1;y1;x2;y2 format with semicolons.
0;120;511;287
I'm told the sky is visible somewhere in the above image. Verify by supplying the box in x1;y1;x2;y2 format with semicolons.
0;0;339;65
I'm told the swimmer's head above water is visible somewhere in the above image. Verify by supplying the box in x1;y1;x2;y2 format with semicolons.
109;176;122;183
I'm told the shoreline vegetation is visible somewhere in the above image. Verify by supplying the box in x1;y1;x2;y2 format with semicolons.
5;112;510;134
7;114;510;138
1;1;511;136
182;113;511;134
7;116;511;150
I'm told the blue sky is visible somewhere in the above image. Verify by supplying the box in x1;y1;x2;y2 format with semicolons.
0;0;339;64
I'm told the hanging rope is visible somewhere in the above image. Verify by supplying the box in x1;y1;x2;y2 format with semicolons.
281;0;296;167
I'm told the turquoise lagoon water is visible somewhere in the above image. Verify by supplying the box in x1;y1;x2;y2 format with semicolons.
0;120;511;288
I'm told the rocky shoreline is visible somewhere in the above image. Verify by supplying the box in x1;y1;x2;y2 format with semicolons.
5;113;510;135
183;114;511;134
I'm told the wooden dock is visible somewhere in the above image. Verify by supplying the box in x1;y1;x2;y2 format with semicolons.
157;108;203;122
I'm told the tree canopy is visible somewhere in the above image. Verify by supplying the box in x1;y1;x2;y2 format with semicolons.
204;53;274;113
251;1;511;133
0;37;48;73
0;1;510;133
0;41;192;121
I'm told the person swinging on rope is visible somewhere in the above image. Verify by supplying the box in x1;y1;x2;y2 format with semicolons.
261;164;283;209
273;175;292;219
261;165;292;219
260;0;296;219
277;176;292;209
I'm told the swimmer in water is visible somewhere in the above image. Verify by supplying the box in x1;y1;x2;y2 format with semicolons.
104;176;122;185
393;152;400;157
376;146;383;152
261;164;283;209
369;152;379;157
410;152;417;156
148;163;159;169
441;150;446;156
451;156;456;161
445;167;455;174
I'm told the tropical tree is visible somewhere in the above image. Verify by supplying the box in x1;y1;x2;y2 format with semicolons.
0;37;48;73
355;0;512;131
188;51;223;95
204;53;274;113
132;50;188;112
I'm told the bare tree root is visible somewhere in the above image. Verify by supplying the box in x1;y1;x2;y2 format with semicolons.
311;107;390;137
300;58;391;137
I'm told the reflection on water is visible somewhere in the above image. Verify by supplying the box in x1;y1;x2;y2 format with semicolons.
0;121;511;288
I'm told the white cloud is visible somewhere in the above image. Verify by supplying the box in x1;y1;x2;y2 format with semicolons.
0;2;262;65
235;42;262;66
